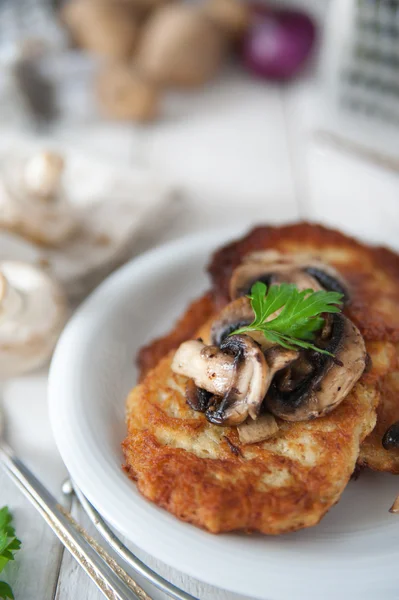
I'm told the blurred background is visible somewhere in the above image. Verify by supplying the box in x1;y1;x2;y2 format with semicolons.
0;0;398;259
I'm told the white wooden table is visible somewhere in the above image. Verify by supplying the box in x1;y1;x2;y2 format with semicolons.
1;64;399;600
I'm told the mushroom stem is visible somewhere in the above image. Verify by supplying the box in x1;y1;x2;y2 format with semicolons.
172;337;298;426
237;413;279;444
23;151;64;201
0;272;23;323
172;340;236;396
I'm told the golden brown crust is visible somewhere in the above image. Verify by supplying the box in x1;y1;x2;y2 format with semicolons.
125;223;399;532
123;347;384;534
358;344;399;473
135;223;399;475
208;222;399;342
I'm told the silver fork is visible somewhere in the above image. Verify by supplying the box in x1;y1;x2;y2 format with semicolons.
0;406;151;600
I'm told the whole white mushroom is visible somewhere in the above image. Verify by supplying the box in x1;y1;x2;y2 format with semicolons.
0;150;78;247
0;261;67;378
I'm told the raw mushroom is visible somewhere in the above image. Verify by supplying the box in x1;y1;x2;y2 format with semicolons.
0;261;67;378
229;250;349;301
265;314;367;421
172;335;297;426
0;150;78;247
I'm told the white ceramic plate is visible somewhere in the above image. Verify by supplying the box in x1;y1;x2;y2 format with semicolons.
49;230;399;600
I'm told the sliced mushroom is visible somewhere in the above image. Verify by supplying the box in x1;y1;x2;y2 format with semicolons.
173;335;268;425
172;336;297;426
230;250;349;302
209;297;254;345
0;260;67;378
185;378;212;412
208;296;271;350
23;151;64;200
237;413;279;444
172;339;236;396
0;150;78;247
265;314;367;421
382;421;399;450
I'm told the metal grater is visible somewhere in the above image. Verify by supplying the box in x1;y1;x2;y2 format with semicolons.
318;0;399;168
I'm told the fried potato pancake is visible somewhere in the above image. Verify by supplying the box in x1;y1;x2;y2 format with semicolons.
208;223;399;342
125;223;399;533
124;342;390;534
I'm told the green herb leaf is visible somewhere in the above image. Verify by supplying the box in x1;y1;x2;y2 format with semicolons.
0;581;14;600
0;507;21;600
231;282;343;356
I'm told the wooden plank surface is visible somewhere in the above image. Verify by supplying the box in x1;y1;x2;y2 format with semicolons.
1;375;70;600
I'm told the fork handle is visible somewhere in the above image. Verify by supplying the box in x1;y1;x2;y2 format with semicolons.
0;441;151;600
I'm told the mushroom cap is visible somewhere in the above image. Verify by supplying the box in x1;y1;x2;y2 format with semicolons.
0;261;67;378
208;296;270;349
265;314;367;421
229;250;349;301
0;151;78;247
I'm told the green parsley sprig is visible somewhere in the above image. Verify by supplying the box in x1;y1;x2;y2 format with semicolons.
0;507;21;600
231;281;343;356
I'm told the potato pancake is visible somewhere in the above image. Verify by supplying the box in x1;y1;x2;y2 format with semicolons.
125;223;399;532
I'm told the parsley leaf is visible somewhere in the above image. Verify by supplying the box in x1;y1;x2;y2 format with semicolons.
231;281;343;356
0;507;21;600
0;583;14;600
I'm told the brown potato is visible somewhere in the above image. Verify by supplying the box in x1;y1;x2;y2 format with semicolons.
107;0;174;13
136;4;228;88
62;0;139;60
96;63;159;121
201;0;250;37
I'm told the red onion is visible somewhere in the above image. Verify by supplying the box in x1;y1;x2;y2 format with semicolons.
242;6;316;81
